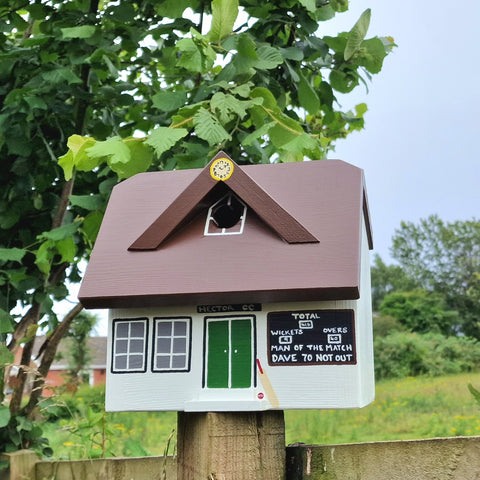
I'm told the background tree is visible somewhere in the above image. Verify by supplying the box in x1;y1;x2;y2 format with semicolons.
391;215;480;338
0;0;393;454
64;311;98;388
370;253;417;311
379;289;459;336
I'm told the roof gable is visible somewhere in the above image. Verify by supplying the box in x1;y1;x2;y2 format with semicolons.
129;152;318;250
79;159;372;309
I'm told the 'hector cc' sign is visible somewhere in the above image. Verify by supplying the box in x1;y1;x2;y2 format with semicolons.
79;152;375;412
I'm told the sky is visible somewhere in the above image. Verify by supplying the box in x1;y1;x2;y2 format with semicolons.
322;0;480;262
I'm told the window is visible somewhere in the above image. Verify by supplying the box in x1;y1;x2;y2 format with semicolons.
153;317;191;372
204;192;247;236
111;318;148;373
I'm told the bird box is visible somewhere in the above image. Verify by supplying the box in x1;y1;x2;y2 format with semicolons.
79;153;374;412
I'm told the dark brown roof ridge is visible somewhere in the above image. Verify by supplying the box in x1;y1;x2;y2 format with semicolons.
129;152;318;250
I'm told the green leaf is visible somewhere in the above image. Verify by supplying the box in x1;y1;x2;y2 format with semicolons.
124;438;150;457
256;45;284;70
250;87;277;110
69;194;104;211
344;9;371;61
210;92;260;124
144;127;189;157
87;137;131;168
0;343;14;366
468;383;480;406
208;0;239;43
298;0;316;12
193;108;231;146
177;38;203;72
232;34;259;73
113;139;154;179
176;32;216;74
61;25;96;39
155;0;192;18
329;68;359;93
298;73;320;115
0;309;14;334
82;211;104;244
58;135;98;180
268;112;304;149
279;47;304;61
16;416;33;432
56;237;77;263
152;91;188;112
280;133;318;155
24;96;48;111
0;248;26;263
358;37;388;74
42;68;82;85
356;103;368;116
0;404;11;428
315;5;335;21
39;222;80;242
241;123;274;147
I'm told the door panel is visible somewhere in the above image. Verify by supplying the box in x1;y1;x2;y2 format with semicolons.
207;320;229;388
231;319;252;388
205;317;253;389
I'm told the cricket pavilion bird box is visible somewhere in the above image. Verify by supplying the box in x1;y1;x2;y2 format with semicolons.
78;152;375;412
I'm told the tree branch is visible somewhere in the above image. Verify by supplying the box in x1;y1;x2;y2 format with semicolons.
7;303;41;352
23;302;84;418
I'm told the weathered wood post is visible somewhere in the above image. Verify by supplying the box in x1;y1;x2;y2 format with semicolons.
78;152;375;479
0;450;37;480
177;411;285;480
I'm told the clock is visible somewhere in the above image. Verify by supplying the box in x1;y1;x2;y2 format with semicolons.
210;157;234;181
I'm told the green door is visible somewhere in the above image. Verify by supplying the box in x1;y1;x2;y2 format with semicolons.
206;318;253;389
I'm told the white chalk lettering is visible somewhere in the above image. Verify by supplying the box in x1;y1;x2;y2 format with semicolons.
316;353;334;362
306;344;324;351
271;345;290;352
272;353;297;362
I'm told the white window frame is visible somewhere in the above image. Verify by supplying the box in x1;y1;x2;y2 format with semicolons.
204;192;247;236
111;318;148;373
153;317;191;372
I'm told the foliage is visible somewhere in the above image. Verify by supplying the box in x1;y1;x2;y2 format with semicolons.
64;312;98;386
0;0;393;455
379;289;459;336
468;382;480;409
372;314;404;337
0;411;52;457
41;384;175;459
370;253;417;311
285;373;480;444
41;374;480;457
41;383;105;422
391;215;480;338
374;332;480;380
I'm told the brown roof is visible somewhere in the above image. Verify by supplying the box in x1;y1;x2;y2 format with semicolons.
79;158;372;309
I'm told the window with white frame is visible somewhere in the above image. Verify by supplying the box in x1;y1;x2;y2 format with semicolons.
204;192;247;236
153;317;191;372
112;318;148;373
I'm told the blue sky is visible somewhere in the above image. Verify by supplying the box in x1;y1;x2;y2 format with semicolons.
323;1;480;262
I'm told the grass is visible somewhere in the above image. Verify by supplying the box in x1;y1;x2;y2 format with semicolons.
285;372;480;445
42;372;480;459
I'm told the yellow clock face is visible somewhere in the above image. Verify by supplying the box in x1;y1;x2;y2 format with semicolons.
210;158;234;181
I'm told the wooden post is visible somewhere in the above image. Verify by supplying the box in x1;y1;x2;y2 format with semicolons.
177;411;285;480
0;450;37;480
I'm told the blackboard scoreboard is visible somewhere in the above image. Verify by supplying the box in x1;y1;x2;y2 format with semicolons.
267;309;356;366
